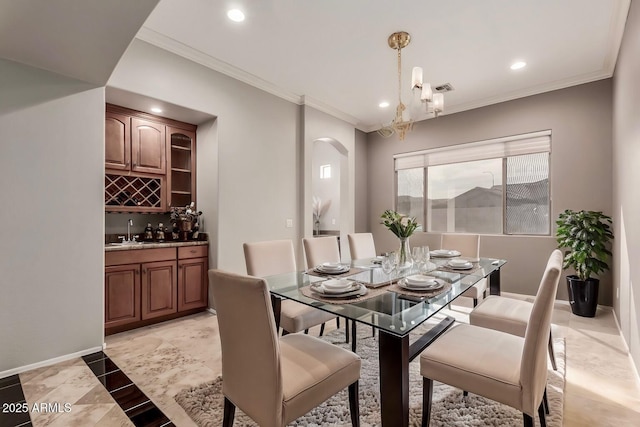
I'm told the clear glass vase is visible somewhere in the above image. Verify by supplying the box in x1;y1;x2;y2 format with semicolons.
397;237;413;272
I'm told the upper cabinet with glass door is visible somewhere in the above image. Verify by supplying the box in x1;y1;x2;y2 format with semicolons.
167;127;196;209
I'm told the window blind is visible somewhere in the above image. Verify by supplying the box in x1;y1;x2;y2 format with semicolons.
394;130;551;170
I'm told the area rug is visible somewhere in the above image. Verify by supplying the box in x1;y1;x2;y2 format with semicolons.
175;323;565;427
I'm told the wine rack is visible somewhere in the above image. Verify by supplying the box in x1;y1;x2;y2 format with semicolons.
105;173;165;212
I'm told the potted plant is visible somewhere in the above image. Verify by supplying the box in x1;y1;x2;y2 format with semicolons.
556;209;613;317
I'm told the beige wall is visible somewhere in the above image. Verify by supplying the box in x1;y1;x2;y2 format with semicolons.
365;79;613;303
612;0;640;376
109;40;302;275
0;60;105;374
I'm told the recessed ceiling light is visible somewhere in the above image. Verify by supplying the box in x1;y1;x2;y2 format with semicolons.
151;107;163;113
379;101;390;108
510;61;527;70
227;9;245;22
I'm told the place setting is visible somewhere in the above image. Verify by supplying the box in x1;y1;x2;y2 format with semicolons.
436;257;482;274
388;273;452;299
301;278;375;303
308;262;363;278
429;249;462;258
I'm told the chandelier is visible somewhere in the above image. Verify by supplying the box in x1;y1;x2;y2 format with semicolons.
378;31;444;141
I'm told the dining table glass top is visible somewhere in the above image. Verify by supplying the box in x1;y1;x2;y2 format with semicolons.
263;257;506;338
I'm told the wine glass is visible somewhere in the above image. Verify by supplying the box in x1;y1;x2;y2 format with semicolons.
412;246;425;273
421;246;431;273
381;252;397;286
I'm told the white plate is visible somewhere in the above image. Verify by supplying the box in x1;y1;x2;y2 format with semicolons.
314;264;350;274
405;274;439;286
322;278;353;291
447;261;473;270
430;249;461;258
448;259;471;266
310;282;367;298
398;278;444;291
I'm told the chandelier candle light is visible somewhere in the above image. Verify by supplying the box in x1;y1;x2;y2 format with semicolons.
379;31;445;141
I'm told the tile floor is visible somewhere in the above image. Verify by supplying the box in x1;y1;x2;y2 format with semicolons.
6;295;640;426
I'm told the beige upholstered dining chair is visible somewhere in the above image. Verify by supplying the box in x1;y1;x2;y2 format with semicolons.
209;269;361;427
302;236;344;334
440;233;487;307
419;249;562;427
303;236;341;269
347;233;377;260
469;285;558;371
243;239;337;336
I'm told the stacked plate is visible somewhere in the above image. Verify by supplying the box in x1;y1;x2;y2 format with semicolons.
447;259;474;270
310;279;366;298
314;262;350;274
398;275;444;291
430;249;461;258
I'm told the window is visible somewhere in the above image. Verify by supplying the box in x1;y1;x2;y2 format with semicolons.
394;131;550;235
397;168;424;230
320;164;331;179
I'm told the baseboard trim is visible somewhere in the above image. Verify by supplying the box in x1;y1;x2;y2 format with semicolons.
207;307;216;315
0;346;104;379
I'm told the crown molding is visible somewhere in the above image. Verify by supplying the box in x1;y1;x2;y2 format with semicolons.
135;27;301;104
301;95;361;128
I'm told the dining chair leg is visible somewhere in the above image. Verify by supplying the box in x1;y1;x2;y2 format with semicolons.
538;401;547;427
548;330;557;371
319;323;325;337
337;317;341;329
463;390;468;397
281;329;289;336
348;381;360;427
523;413;533;427
222;397;236;427
371;314;376;337
422;377;433;427
304;329;309;334
543;387;549;415
351;320;357;353
473;298;478;307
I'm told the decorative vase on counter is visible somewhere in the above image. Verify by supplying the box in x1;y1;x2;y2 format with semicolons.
397;237;413;272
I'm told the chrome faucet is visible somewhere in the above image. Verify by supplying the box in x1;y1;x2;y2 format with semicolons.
127;218;133;242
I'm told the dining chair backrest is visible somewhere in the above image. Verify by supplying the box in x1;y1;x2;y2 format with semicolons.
243;239;296;277
208;269;283;426
347;233;377;260
520;249;562;415
441;233;480;259
303;236;340;269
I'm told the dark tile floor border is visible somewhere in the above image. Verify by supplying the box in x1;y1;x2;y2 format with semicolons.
82;351;174;427
0;374;32;427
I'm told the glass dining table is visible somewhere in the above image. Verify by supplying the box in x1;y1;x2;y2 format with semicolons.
263;256;506;427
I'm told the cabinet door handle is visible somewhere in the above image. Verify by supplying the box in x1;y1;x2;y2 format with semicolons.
190;249;197;254
142;269;146;274
135;269;139;275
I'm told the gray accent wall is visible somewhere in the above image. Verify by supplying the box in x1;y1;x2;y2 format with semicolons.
613;0;640;378
366;79;613;304
0;61;105;373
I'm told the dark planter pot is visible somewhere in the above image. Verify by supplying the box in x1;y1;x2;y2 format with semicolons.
566;275;599;317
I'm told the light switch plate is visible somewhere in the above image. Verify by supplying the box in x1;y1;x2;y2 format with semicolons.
286;219;293;228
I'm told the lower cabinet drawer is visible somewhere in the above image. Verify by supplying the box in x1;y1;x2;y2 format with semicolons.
178;245;208;259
